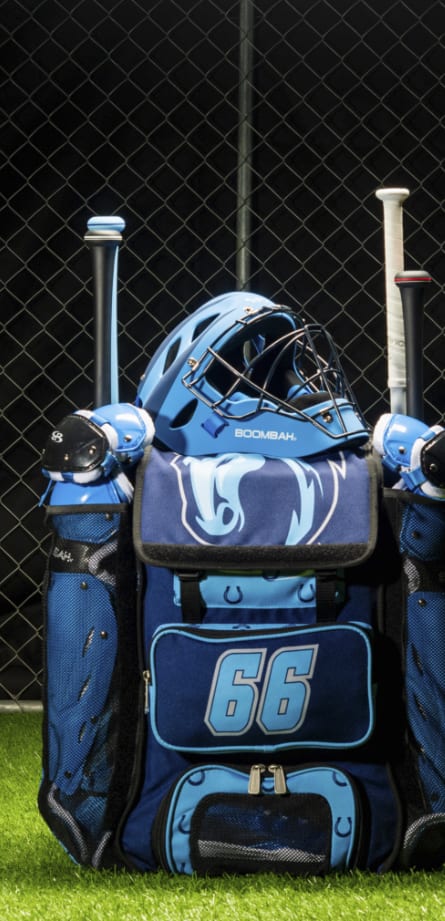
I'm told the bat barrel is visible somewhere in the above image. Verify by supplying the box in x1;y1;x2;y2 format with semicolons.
395;269;431;421
84;216;126;407
375;187;410;415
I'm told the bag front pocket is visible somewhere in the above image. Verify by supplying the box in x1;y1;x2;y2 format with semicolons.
153;763;362;875
148;622;374;754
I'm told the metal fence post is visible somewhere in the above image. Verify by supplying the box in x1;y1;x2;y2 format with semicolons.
236;0;254;291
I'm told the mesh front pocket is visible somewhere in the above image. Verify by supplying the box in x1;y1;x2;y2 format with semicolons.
190;793;331;876
154;764;361;875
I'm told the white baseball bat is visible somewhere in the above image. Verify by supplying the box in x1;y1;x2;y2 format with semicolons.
375;187;410;414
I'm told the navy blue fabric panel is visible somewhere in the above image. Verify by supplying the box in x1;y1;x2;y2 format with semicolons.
400;500;445;561
119;729;190;872
144;565;178;634
138;448;372;550
149;623;373;753
337;583;376;629
337;760;401;871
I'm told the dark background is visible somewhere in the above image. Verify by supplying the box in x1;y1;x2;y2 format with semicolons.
1;0;444;703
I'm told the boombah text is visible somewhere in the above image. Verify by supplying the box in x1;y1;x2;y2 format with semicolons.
234;428;297;442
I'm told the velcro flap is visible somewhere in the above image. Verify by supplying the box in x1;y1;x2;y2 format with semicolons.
134;447;379;570
149;622;373;753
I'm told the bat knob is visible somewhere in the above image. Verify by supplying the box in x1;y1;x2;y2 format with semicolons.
375;187;410;204
87;216;126;232
395;269;432;289
84;215;126;243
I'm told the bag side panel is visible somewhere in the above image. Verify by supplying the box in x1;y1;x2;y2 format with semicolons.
39;494;140;868
389;494;445;868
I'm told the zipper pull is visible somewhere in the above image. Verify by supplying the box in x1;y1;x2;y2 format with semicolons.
268;764;288;795
248;763;266;795
143;669;151;714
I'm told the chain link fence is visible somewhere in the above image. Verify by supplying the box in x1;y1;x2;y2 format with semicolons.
1;0;444;707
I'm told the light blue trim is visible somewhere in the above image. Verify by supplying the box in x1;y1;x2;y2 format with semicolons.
172;572;316;609
109;245;119;405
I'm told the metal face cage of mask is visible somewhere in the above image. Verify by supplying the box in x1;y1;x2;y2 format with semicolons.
181;305;368;442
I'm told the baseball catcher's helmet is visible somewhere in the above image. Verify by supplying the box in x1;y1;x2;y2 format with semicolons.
137;293;369;458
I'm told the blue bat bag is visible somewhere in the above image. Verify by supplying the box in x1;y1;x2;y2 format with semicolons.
38;293;445;876
38;435;445;875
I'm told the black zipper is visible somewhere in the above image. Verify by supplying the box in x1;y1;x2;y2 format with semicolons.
152;621;353;642
114;560;151;869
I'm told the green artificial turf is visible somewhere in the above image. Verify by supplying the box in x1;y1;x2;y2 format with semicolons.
2;713;445;920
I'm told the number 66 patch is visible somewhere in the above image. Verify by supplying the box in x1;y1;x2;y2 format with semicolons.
148;623;374;753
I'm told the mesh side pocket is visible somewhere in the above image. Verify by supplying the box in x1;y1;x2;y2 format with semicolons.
190;794;331;876
406;590;445;811
40;505;139;868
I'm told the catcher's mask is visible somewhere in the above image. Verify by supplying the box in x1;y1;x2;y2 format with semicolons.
137;293;369;458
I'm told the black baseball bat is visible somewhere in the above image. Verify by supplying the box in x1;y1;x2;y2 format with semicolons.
84;216;126;406
395;269;432;421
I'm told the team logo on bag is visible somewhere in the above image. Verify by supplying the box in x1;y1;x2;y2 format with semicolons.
171;452;347;546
